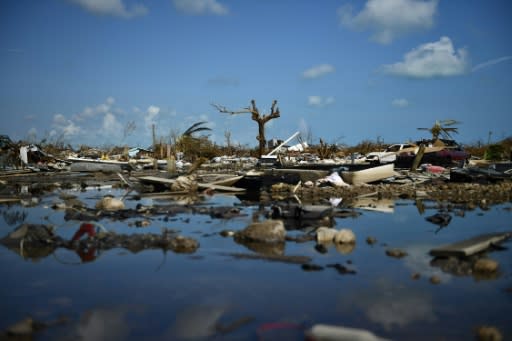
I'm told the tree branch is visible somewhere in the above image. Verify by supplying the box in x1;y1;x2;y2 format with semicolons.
211;103;255;115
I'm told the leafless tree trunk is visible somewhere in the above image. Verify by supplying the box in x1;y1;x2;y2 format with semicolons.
224;130;232;155
212;99;280;157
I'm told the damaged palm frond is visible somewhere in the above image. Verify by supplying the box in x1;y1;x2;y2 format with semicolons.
182;121;212;137
417;119;461;140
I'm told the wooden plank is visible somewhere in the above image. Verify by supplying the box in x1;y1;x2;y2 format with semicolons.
207;175;244;186
138;175;176;184
197;183;246;192
0;198;21;203
138;191;189;198
429;232;511;257
137;176;245;192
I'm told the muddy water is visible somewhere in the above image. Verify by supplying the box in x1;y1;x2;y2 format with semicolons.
0;186;511;341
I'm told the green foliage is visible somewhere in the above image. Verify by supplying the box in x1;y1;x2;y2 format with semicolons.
484;144;504;160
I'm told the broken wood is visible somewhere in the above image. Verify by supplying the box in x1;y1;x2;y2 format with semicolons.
224;252;311;264
137;175;246;192
429;232;511;257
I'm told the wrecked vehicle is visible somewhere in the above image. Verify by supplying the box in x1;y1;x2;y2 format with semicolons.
365;143;417;164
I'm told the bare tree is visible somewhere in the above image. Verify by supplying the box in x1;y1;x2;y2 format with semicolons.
212;99;280;157
224;130;232;155
123;121;136;141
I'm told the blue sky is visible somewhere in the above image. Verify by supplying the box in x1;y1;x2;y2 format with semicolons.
1;0;511;149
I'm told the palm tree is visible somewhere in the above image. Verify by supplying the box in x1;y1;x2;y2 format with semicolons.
417;120;461;140
177;121;212;159
182;121;212;138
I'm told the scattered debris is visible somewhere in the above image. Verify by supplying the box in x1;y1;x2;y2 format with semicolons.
473;258;499;274
333;228;356;244
366;236;377;245
234;219;286;243
326;263;357;275
306;323;391;341
385;248;408;258
475;325;503;341
95;195;125;211
429;275;441;284
426;212;452;228
429;232;511;257
224;252;311;264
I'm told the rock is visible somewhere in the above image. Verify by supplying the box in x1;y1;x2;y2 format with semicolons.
6;317;34;335
473;259;499;273
385;248;408;258
135;220;151;228
271;182;290;192
326;263;356;275
316;227;338;243
51;202;67;210
304;181;314;187
334;228;356;244
476;326;503;341
219;230;235;237
95;196;125;211
411;273;421;280
234;219;286;243
425;213;452;227
314;244;328;254
430;275;441;284
335;242;355;254
7;224;30;239
301;264;324;271
210;207;241;219
366;236;377;245
6;224;54;241
169;235;199;253
235;239;285;255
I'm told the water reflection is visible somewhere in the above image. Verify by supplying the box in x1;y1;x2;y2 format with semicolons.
234;238;285;256
166;304;226;340
2;208;27;225
403;244;452;282
0;186;511;340
351;198;395;213
75;307;138;341
345;279;437;331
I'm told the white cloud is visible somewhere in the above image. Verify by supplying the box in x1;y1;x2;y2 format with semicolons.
53;114;67;125
62;123;81;136
302;64;335;79
307;96;335;107
102;112;122;134
144;105;160;129
74;97;116;121
68;0;147;18
106;96;115;105
472;55;512;72
338;0;438;44
382;36;468;78
392;98;409;107
52;114;81;136
173;0;229;15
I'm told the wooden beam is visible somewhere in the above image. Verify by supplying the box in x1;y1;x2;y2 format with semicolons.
429;232;511;257
137;176;246;192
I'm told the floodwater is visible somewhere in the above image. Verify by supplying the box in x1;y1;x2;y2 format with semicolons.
0;186;511;341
